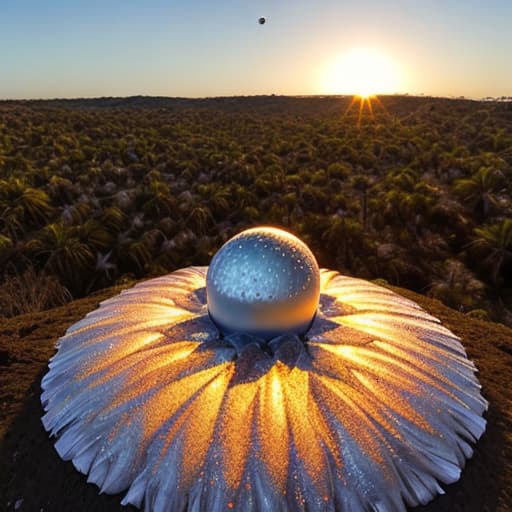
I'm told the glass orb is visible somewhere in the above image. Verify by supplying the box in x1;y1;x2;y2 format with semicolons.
206;227;320;338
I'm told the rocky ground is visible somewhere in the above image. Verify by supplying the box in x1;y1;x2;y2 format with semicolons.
0;283;511;511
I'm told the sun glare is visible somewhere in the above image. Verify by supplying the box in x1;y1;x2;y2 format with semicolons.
322;48;400;97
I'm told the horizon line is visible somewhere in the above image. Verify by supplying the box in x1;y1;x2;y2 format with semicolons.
1;92;512;103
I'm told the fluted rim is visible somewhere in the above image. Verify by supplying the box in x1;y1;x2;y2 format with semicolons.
41;267;487;512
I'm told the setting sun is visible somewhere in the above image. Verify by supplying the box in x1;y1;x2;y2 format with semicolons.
322;48;401;97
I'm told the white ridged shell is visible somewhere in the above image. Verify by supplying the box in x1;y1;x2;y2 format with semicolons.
41;235;487;512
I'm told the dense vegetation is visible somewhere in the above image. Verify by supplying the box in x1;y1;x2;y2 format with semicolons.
0;95;511;323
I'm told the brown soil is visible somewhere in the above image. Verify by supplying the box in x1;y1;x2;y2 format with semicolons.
0;283;511;511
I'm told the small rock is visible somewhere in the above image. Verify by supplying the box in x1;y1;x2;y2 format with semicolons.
14;498;24;510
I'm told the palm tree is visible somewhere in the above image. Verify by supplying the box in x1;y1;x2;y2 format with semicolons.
48;175;77;205
197;184;230;218
385;168;417;191
142;179;176;217
322;213;365;270
186;205;214;234
20;187;54;224
0;205;24;240
100;206;126;233
126;238;153;273
351;175;374;231
78;219;113;252
60;201;93;225
0;178;53;235
453;166;505;220
473;218;512;285
0;234;13;266
35;222;95;291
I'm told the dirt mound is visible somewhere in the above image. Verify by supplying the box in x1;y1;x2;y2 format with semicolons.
0;283;511;511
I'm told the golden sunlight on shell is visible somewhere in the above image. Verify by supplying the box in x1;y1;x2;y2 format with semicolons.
41;230;487;512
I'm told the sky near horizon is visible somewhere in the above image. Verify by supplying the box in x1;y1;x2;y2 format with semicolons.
1;0;511;100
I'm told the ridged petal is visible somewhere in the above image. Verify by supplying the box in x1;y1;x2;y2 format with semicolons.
41;267;487;511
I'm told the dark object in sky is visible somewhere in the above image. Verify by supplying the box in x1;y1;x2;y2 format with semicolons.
258;16;266;25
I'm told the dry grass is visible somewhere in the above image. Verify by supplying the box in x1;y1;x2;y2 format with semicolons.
0;265;72;318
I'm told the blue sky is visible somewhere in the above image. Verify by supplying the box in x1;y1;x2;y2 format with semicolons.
1;0;511;99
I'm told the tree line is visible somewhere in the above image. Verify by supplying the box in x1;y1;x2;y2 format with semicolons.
0;95;511;323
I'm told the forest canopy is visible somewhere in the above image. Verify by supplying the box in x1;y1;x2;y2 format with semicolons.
0;95;511;324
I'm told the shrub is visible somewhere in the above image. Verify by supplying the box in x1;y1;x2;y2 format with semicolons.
0;265;72;317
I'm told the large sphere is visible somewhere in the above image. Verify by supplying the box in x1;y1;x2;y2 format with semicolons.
206;227;320;338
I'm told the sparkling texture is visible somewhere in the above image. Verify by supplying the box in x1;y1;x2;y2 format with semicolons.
206;227;320;338
41;232;487;512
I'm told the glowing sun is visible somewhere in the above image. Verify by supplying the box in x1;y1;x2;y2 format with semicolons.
322;48;400;97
